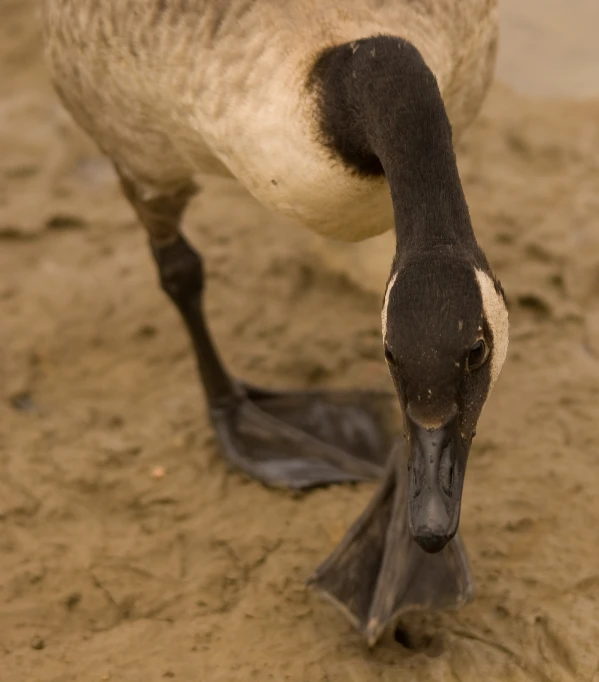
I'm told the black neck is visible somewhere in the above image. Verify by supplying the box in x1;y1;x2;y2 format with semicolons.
308;35;479;256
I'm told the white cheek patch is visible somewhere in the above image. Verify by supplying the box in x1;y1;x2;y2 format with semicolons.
474;268;509;393
381;271;398;343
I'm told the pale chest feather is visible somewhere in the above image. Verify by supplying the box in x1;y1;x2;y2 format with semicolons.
189;4;498;241
43;0;498;241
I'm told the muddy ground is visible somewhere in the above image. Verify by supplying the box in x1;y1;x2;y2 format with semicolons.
1;2;599;681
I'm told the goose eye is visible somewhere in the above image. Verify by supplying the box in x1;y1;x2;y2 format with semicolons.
467;339;488;371
384;345;396;365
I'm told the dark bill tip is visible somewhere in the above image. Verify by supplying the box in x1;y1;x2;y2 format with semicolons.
413;529;451;554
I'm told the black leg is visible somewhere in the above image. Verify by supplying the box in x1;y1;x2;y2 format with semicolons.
151;233;398;488
151;235;239;406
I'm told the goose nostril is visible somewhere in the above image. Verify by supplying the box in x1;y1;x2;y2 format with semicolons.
410;456;423;499
439;446;454;496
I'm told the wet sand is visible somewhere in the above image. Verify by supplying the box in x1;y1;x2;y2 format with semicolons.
1;2;599;680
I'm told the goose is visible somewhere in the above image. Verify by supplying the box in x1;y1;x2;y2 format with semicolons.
42;0;509;643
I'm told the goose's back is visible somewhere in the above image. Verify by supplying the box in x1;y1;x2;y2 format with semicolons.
43;0;498;238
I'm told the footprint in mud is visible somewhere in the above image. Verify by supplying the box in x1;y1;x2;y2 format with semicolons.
532;613;580;682
393;625;444;658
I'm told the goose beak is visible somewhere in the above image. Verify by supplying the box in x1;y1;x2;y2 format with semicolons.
406;408;468;553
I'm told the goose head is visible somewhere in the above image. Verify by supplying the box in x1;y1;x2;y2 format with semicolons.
382;253;509;552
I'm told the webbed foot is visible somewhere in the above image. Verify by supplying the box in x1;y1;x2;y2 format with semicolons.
212;384;397;488
308;438;474;645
